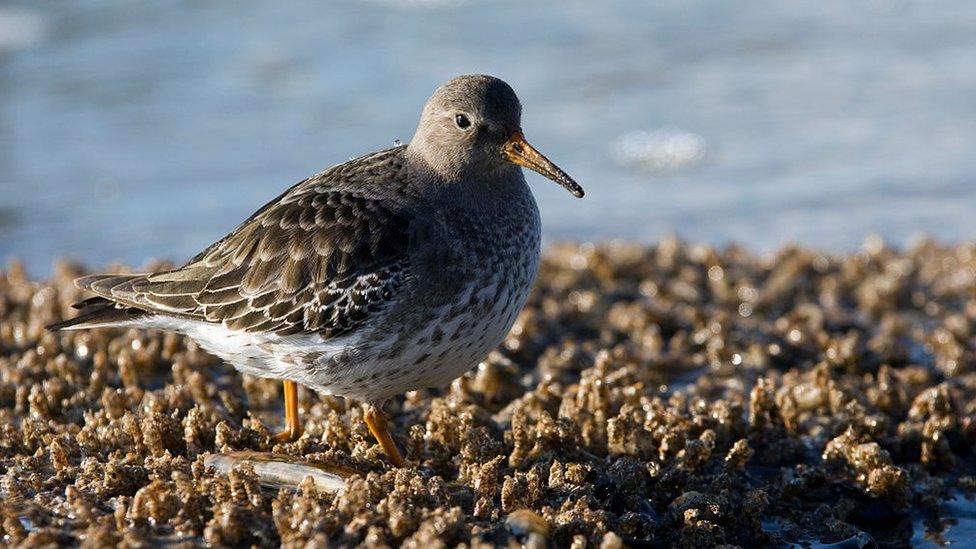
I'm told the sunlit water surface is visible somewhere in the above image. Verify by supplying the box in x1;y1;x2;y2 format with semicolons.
2;0;976;274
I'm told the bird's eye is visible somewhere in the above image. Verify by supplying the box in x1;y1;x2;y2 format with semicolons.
455;114;471;129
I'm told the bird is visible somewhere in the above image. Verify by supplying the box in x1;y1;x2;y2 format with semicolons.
47;74;584;467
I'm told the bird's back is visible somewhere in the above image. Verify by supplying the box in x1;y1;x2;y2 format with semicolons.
52;146;420;338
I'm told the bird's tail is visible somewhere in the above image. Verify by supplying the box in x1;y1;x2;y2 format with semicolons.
46;274;152;331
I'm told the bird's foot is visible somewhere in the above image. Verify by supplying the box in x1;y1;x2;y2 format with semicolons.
271;380;303;443
363;403;406;468
271;424;303;443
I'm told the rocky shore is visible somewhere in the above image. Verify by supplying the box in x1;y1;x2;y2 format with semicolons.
2;237;975;547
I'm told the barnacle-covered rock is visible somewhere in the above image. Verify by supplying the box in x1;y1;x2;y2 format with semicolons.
2;240;976;546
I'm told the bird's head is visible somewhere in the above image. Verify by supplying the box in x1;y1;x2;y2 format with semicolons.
409;74;583;198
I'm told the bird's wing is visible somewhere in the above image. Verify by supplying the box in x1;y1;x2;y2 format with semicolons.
74;148;417;339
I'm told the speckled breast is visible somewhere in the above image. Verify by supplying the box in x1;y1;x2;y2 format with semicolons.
303;181;542;402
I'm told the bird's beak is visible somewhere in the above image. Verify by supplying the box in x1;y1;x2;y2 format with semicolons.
502;131;584;198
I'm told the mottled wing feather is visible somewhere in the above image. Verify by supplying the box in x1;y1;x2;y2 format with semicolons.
97;148;415;339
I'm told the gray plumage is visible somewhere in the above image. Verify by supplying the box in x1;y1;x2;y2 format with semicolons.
49;74;583;404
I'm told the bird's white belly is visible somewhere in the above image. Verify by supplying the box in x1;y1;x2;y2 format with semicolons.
299;276;530;402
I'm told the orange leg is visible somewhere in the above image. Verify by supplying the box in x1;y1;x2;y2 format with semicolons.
272;380;303;443
363;404;405;467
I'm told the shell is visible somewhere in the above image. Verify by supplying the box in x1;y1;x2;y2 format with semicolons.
204;451;353;493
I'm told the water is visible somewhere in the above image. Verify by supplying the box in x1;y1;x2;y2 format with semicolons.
2;0;976;274
912;492;976;547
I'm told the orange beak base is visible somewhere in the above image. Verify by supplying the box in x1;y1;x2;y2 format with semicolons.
502;132;584;198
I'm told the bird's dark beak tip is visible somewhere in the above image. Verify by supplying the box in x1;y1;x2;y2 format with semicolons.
504;132;585;199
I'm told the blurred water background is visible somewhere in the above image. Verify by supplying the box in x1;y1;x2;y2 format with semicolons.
2;0;975;274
